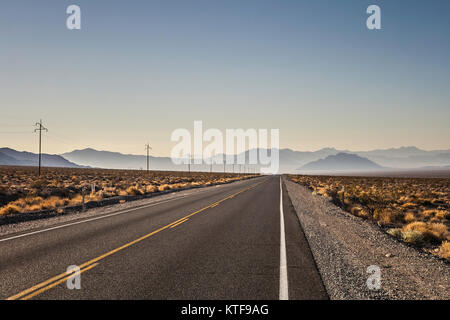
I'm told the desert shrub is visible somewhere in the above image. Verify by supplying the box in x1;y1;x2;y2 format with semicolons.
350;205;370;219
126;186;144;196
157;184;170;192
387;228;403;239
23;196;44;206
373;208;403;225
0;204;22;216
190;182;201;187
30;179;47;189
433;210;450;221
439;241;450;260
145;185;156;193
404;212;416;223
403;222;448;243
420;209;436;220
36;196;67;210
427;223;449;241
402;230;425;245
401;202;417;209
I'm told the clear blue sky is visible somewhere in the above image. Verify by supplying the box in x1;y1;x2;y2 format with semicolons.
1;0;449;155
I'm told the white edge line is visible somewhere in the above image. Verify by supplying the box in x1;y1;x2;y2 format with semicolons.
0;196;188;243
279;177;289;300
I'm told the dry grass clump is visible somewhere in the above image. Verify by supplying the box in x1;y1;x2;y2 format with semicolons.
439;241;450;259
289;174;450;260
157;184;170;192
402;230;425;245
0;196;69;215
388;222;449;246
373;208;404;225
404;212;416;223
403;222;448;243
126;186;144;196
145;185;156;193
350;206;370;219
424;210;450;222
0;166;256;217
387;228;403;239
0;204;22;216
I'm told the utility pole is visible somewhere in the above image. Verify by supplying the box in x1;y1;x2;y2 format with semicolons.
209;154;213;173
145;143;152;173
34;119;48;176
188;153;191;173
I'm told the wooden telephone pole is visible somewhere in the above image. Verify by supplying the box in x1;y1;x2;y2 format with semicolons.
145;143;152;173
223;154;226;173
34;119;48;176
188;153;191;173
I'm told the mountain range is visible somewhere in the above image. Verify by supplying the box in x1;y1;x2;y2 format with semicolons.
1;146;450;174
0;148;81;168
274;146;450;172
62;148;176;171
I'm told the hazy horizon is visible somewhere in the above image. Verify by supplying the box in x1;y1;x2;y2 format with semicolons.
2;144;450;158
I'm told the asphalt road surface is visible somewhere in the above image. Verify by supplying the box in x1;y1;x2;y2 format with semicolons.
0;175;328;300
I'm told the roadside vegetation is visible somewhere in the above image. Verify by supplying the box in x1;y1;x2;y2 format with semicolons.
0;166;256;217
288;175;450;260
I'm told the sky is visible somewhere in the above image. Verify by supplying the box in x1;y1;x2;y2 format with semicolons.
1;0;449;156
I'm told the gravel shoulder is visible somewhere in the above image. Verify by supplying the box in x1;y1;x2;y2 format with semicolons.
283;177;449;300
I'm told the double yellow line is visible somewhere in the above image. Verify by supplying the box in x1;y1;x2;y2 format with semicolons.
170;218;189;228
7;180;263;300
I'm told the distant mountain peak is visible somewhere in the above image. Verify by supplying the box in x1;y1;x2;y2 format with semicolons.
0;147;83;168
390;146;422;151
317;147;338;152
299;152;382;171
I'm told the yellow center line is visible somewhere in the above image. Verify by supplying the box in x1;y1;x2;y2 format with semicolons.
169;218;189;228
20;263;99;300
6;179;264;300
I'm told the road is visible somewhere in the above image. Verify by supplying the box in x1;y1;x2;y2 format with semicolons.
0;175;328;300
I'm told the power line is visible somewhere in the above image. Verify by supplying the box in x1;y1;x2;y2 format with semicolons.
0;124;34;127
34;119;48;176
0;131;32;134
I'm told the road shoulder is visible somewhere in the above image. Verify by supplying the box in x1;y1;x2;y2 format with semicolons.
283;176;450;300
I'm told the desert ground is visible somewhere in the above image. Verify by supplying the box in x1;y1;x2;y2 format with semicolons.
288;174;450;260
0;166;255;216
